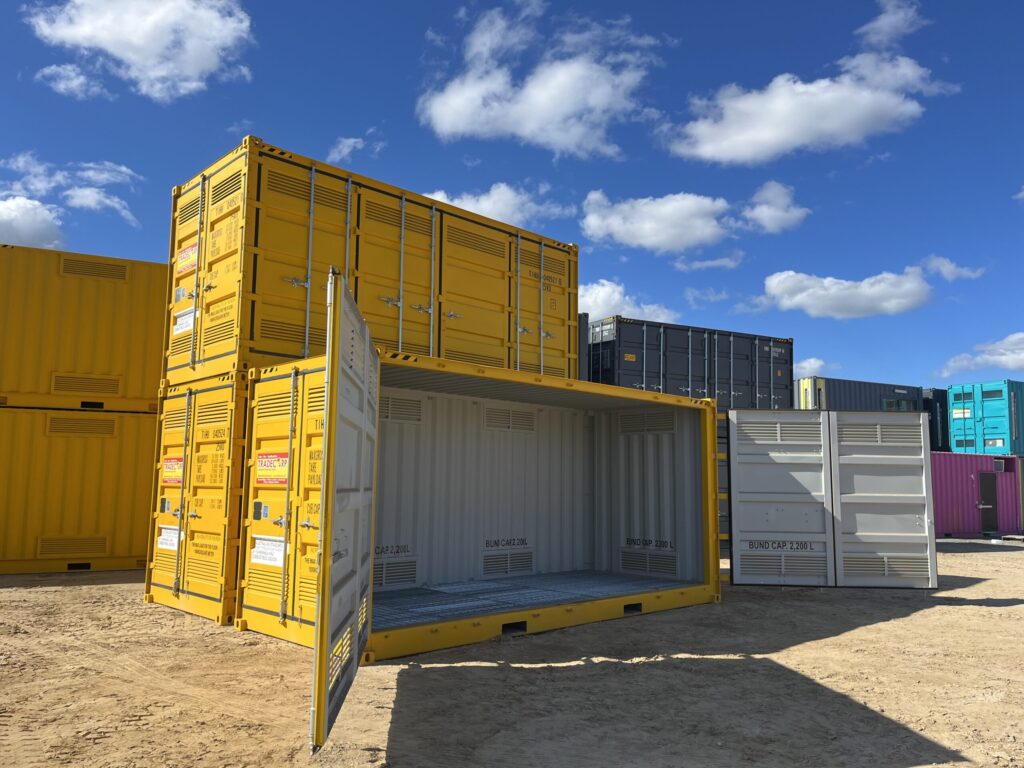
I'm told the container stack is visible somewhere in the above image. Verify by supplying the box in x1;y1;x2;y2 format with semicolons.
930;379;1024;537
145;137;721;661
587;316;795;540
0;245;166;574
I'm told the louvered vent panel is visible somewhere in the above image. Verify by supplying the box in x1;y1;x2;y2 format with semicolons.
618;412;674;434
518;250;567;276
381;396;422;424
47;416;116;437
518;362;542;374
297;577;317;606
373;559;417;587
783;554;828;576
482;551;534;577
196;402;228;426
741;553;784;576
648;553;677;575
38;536;108;557
60;258;127;280
211;171;242;205
170;334;192;356
163;409;188;431
266;171;310;201
365;200;432;235
885;556;930;577
52;374;121;395
152;550;178;574
329;627;353;683
202;320;234;346
445;349;505;368
177;196;202;225
358;595;368;632
447;226;505;258
737;423;781;443
315;186;347;212
246;568;281;597
307;385;325;414
842;555;887;576
185;557;221;585
258;391;293;419
779;423;822;443
620;550;649;573
880;425;922;445
838;425;881;444
508;551;534;573
484;407;536;432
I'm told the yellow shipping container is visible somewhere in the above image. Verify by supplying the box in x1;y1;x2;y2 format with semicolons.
238;349;720;657
0;407;155;573
144;373;248;624
164;136;579;387
0;244;165;412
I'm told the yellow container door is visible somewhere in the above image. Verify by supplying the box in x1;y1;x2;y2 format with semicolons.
167;185;205;380
148;391;191;597
438;216;511;369
516;242;574;376
293;372;326;630
353;188;435;356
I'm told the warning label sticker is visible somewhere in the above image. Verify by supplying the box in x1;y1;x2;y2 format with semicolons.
172;309;195;336
251;535;285;568
623;353;637;362
157;526;180;552
256;452;289;485
164;457;184;485
952;408;971;419
176;244;198;275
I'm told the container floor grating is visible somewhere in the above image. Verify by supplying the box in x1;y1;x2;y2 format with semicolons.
372;570;692;630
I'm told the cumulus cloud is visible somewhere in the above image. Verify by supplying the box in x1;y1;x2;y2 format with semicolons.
0;197;64;248
0;152;69;198
34;63;111;100
753;266;931;319
942;333;1024;378
674;250;745;272
856;0;928;49
662;2;954;165
25;0;253;102
581;190;729;254
417;6;657;157
794;357;829;378
62;186;139;227
683;287;728;310
327;129;386;164
75;161;142;188
426;182;574;227
741;181;810;233
922;255;984;282
579;279;680;323
1014;187;1024;202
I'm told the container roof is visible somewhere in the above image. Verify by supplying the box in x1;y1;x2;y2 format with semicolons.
380;353;710;413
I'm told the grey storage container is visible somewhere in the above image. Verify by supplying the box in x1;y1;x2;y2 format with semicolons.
797;376;923;412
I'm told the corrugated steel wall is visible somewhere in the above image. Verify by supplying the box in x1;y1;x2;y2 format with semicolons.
374;388;706;588
948;379;1024;456
798;376;923;411
931;452;1023;535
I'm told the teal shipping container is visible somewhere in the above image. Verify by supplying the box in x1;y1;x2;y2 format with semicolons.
948;379;1024;455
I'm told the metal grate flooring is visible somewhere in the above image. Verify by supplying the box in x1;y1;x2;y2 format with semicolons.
372;570;691;630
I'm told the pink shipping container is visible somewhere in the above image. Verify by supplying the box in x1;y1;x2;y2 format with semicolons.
931;452;1024;537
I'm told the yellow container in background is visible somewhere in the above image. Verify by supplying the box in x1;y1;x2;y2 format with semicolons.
144;373;248;625
0;244;165;412
163;136;579;387
0;407;156;573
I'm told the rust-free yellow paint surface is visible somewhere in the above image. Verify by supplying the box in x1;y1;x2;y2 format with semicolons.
235;356;327;645
0;407;156;573
0;245;166;411
163;137;579;386
145;373;247;624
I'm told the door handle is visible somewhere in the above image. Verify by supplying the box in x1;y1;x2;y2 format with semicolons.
188;511;200;519
299;520;315;529
411;304;432;314
445;311;462;320
271;516;285;526
171;509;182;518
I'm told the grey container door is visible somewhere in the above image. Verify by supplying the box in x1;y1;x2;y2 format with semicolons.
979;472;998;531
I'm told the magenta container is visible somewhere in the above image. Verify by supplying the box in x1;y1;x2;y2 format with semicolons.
931;452;1023;536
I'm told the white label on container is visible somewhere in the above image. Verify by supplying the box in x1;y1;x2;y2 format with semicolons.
173;308;195;336
157;525;180;552
744;540;825;553
251;535;285;568
952;408;971;419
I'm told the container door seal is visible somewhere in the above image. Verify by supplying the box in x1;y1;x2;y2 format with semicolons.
310;273;380;752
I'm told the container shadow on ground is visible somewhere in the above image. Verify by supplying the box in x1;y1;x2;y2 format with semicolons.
0;569;145;589
936;540;1024;554
382;657;963;768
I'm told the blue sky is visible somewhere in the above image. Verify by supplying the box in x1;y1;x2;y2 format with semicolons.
1;0;1021;387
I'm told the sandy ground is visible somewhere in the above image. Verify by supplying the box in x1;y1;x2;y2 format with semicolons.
1;542;1023;768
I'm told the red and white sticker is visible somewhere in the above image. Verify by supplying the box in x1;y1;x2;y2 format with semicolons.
164;457;184;485
176;244;198;275
256;452;289;485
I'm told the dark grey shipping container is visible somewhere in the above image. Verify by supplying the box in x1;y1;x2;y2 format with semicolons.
796;376;923;412
923;387;951;453
588;316;795;542
578;313;590;381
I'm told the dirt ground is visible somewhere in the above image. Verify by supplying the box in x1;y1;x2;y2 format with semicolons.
1;542;1022;768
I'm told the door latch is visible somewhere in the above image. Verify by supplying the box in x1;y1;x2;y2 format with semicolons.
411;304;432;314
272;516;285;526
445;311;462;320
188;511;200;520
299;520;315;529
380;296;401;308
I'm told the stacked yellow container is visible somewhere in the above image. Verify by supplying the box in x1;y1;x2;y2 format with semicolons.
0;245;165;573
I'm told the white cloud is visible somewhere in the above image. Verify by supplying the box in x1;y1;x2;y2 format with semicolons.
941;333;1024;378
1013;186;1024;202
34;63;111;100
579;279;680;323
25;0;253;103
581;190;729;254
922;254;984;282
754;266;931;319
0;197;64;248
675;250;744;272
0;152;69;197
425;27;446;47
426;182;574;227
327;137;366;164
75;161;142;188
62;186;139;227
856;0;928;49
663;1;953;165
226;118;254;134
794;357;828;378
741;181;810;233
417;7;656;158
683;287;728;309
